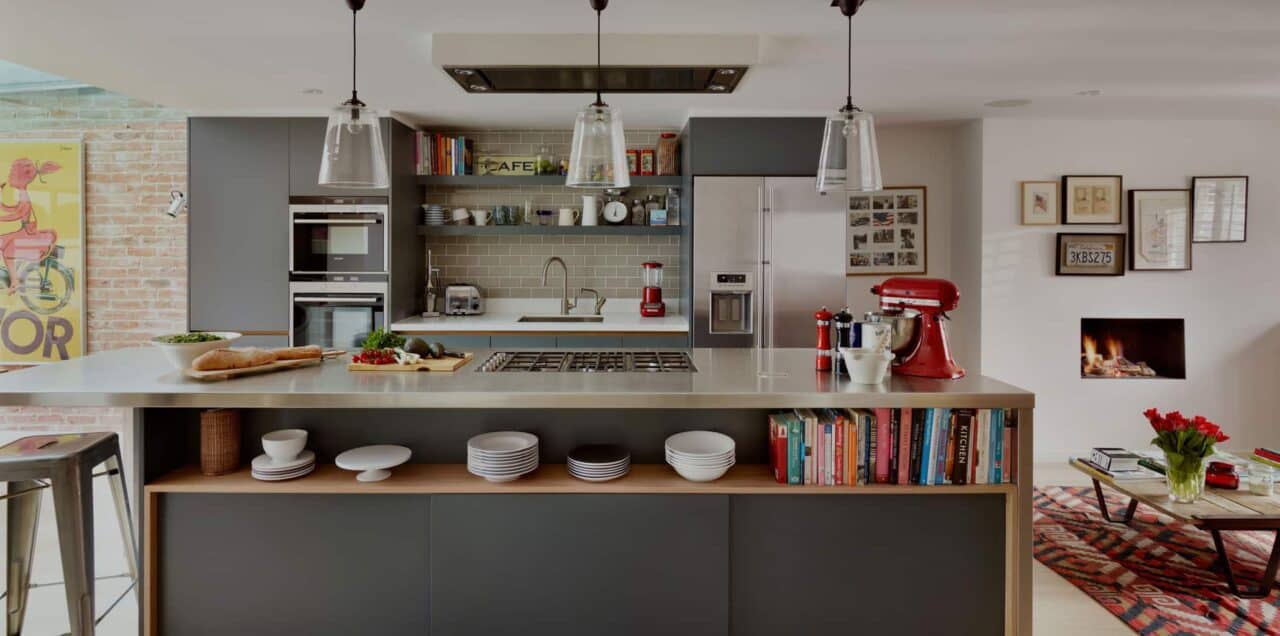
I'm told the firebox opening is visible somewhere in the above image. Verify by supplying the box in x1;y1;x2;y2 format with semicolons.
1081;318;1186;379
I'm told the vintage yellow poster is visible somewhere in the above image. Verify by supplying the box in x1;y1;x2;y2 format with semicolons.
0;140;84;363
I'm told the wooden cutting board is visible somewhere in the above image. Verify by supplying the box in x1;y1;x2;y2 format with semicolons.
348;352;473;373
184;350;345;382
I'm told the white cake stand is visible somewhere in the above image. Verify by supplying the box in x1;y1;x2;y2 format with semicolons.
335;445;412;482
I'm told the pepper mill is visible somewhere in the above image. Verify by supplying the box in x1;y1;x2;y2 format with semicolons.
814;306;834;372
833;307;854;376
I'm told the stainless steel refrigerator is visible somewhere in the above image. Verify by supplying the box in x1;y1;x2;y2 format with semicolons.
692;176;848;348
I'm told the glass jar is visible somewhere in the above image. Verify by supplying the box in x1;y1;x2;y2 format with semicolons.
1249;463;1275;496
630;199;646;225
665;187;681;226
1165;450;1206;503
535;145;557;175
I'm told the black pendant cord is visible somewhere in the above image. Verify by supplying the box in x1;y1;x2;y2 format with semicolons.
593;8;605;107
844;14;853;112
351;8;359;105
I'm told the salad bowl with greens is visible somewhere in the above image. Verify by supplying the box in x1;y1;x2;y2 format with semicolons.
150;331;241;370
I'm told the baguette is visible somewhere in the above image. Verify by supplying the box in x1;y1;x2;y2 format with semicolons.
270;345;323;361
191;348;278;372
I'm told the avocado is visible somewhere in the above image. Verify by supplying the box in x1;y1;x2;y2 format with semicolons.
405;337;431;357
429;342;446;359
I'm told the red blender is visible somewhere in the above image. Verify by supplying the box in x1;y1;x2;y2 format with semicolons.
641;262;666;317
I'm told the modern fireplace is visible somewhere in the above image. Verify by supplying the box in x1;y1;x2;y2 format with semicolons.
1080;318;1186;379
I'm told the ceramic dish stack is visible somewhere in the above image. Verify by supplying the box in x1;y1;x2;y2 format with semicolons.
665;431;736;482
467;431;539;482
422;204;446;226
252;450;316;481
567;444;631;482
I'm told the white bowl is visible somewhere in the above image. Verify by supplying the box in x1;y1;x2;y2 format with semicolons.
840;348;895;384
468;432;538;454
667;455;736;468
672;463;732;482
150;332;242;370
262;429;308;463
664;431;735;457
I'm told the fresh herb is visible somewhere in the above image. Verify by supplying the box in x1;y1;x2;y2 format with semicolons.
361;328;405;352
157;332;223;344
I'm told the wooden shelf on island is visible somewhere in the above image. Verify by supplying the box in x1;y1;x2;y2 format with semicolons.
417;175;682;187
145;463;1017;496
417;225;681;237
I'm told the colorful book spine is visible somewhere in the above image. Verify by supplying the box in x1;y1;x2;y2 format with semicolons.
898;408;913;485
991;408;1004;484
1256;448;1280;464
918;408;935;485
934;408;951;485
787;415;803;485
769;415;785;484
873;408;890;483
952;409;974;485
834;413;845;486
1007;409;1018;484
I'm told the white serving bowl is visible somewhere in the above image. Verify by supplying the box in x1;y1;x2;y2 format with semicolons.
666;455;736;468
672;463;732;482
150;332;242;370
664;431;735;457
840;348;895;384
262;429;308;463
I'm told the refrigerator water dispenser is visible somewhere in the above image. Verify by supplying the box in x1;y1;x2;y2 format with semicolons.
709;272;753;334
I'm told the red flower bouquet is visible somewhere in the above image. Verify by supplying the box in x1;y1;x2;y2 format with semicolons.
1144;408;1229;502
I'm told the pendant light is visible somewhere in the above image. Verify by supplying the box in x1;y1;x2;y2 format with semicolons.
816;0;882;193
566;0;630;189
319;0;389;189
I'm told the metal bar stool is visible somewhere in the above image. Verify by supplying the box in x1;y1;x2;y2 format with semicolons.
0;432;140;636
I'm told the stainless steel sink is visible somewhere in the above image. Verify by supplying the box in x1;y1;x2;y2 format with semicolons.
517;315;605;323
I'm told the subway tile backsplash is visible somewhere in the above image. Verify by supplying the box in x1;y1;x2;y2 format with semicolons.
421;129;682;301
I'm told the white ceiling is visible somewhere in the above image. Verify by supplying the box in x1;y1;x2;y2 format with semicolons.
2;0;1279;128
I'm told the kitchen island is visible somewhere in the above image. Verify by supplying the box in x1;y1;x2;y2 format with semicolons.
0;348;1033;636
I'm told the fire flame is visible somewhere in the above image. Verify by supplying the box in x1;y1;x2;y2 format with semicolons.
1082;334;1151;377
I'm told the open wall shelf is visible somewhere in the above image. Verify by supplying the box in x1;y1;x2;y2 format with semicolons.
418;225;682;237
416;175;683;187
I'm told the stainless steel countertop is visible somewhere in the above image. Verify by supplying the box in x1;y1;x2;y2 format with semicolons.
0;348;1033;409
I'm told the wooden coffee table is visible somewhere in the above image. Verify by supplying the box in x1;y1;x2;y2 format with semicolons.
1071;457;1280;598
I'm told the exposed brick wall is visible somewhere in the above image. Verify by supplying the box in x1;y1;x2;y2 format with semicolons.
0;87;187;433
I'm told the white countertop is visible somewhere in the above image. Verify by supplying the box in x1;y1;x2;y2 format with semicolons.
391;299;688;334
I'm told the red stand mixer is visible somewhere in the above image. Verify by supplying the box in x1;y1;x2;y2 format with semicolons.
870;277;965;379
641;262;666;317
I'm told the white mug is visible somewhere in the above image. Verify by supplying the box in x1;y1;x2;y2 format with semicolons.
451;207;471;224
581;195;601;226
558;208;581;226
470;208;492;226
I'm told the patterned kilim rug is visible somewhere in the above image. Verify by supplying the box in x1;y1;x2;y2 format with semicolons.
1035;486;1280;635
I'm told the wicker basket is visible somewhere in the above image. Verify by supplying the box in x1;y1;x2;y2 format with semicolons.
200;409;241;476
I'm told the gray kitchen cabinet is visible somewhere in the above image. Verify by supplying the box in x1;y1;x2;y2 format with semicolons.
555;334;622;348
430;494;729;636
288;117;391;197
232;334;289;348
622;334;689;348
188;117;290;333
491;335;557;348
406;334;491;350
730;495;1006;636
160;494;429;635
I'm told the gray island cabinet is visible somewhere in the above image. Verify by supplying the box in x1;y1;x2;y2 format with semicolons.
0;348;1033;636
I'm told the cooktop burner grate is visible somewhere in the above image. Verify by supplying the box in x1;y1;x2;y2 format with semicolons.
477;351;696;373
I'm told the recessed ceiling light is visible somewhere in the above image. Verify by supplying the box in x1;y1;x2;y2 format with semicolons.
453;68;476;77
709;84;727;92
470;84;489;92
1076;89;1103;97
717;68;737;76
984;99;1032;108
301;88;323;95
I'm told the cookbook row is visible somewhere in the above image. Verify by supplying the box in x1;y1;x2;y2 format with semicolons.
767;408;1020;487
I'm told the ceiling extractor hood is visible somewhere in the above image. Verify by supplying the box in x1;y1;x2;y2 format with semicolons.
432;34;756;94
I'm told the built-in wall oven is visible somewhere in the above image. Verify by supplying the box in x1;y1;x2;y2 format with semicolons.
290;282;386;350
289;196;388;276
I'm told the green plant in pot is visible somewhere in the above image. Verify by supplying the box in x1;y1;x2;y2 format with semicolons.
1144;408;1229;503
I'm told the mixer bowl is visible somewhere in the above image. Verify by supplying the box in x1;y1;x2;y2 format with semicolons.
868;309;921;355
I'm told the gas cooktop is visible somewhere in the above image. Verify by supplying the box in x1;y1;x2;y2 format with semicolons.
476;351;696;373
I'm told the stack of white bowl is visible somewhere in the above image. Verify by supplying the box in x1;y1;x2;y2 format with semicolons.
252;429;315;481
665;431;736;482
567;444;631;482
467;431;539;482
422;204;446;226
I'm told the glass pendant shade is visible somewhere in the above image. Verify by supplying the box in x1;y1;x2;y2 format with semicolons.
319;102;389;189
566;103;630;189
816;109;882;193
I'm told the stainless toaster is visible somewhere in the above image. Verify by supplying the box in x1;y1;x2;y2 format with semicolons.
444;284;485;316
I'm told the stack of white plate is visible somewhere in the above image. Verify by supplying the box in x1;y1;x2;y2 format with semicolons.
567;444;631;482
251;450;316;481
422;204;446;226
467;431;539;483
665;431;735;482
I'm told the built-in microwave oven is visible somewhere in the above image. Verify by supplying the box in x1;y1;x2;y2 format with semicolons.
289;196;387;277
290;281;386;350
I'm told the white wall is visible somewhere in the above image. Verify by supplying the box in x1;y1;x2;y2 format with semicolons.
843;123;962;317
977;119;1280;462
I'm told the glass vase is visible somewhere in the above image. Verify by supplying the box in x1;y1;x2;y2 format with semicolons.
1164;451;1206;503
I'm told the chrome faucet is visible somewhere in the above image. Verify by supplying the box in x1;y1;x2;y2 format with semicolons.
541;256;577;315
578;288;606;315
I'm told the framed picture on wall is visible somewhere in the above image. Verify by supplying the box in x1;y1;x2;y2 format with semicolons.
1061;175;1123;225
1129;189;1191;271
1055;232;1126;276
1191;176;1248;243
847;186;927;276
1021;181;1058;225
